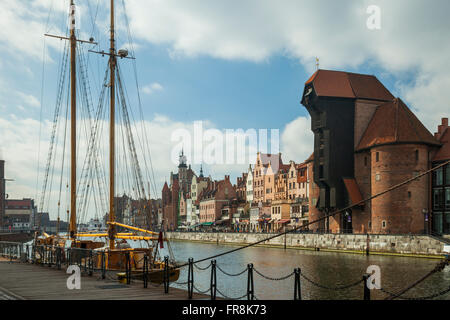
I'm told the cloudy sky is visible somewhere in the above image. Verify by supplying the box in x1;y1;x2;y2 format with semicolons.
0;0;449;220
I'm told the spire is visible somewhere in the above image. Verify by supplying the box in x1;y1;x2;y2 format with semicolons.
199;164;204;178
178;148;187;168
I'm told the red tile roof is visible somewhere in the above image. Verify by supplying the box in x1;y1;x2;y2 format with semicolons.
305;153;314;163
343;178;363;206
356;98;440;151
305;70;394;101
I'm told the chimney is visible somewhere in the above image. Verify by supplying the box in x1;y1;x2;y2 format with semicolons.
435;118;449;140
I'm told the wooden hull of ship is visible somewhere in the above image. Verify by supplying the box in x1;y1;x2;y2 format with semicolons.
129;267;180;284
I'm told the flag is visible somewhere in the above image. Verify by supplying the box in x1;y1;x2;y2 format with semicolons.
158;231;164;249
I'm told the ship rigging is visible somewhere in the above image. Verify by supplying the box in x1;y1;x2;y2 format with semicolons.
35;0;179;283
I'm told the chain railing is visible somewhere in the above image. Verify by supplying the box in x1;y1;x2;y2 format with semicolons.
1;241;448;301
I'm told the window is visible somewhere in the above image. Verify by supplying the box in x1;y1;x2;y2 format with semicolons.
375;174;381;182
446;164;450;185
434;167;444;186
446;188;450;210
408;191;412;198
415;150;419;161
376;152;379;162
433;189;444;210
382;220;386;228
364;156;367;167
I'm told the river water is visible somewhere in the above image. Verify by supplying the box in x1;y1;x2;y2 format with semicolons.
156;241;450;300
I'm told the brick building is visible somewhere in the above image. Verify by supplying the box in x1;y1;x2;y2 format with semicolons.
161;150;196;231
161;178;179;231
431;118;450;234
235;173;248;202
4;198;37;229
301;69;447;234
199;176;237;224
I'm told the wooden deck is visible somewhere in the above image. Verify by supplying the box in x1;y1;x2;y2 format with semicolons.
0;261;209;300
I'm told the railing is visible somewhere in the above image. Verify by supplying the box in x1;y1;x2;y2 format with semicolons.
1;241;449;300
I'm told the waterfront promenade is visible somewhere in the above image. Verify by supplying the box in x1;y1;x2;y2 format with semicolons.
0;260;207;300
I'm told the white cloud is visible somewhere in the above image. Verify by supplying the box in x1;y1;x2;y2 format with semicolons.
15;91;41;108
281;116;314;164
123;0;450;130
0;0;65;61
0;112;314;220
141;82;164;95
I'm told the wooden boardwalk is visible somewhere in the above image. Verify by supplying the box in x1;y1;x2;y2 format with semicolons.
0;261;208;300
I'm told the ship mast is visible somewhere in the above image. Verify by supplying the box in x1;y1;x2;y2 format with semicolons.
44;1;97;240
69;0;77;239
108;0;116;249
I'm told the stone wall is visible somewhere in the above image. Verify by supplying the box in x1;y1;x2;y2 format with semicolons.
166;232;448;257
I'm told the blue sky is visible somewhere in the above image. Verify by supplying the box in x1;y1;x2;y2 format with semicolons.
1;0;449;221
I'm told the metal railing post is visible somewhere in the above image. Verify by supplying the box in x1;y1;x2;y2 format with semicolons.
188;258;194;299
210;260;217;300
68;248;72;266
125;252;131;284
294;268;302;300
363;274;370;300
31;245;35;264
88;250;93;276
143;254;148;288
49;246;53;267
163;256;169;293
247;263;254;300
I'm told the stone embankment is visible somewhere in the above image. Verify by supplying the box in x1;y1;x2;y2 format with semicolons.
166;232;450;258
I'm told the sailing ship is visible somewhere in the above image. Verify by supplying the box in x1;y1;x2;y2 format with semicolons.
35;0;179;283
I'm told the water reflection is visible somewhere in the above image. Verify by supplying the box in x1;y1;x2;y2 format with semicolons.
157;241;450;300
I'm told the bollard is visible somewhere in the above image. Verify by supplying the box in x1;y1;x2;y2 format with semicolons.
363;274;370;300
247;263;254;300
26;245;29;263
163;256;169;294
143;255;148;288
188;258;194;299
210;260;217;300
294;268;302;300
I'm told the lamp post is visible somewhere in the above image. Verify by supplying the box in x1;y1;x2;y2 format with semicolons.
423;209;429;234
